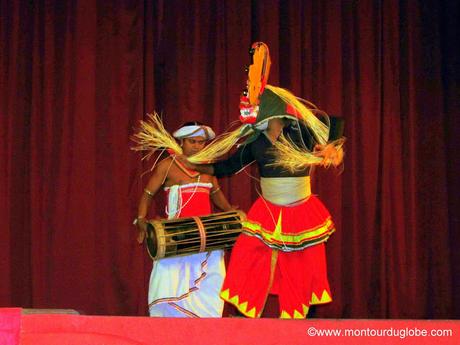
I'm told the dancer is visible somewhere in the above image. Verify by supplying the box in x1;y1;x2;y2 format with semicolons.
180;42;344;318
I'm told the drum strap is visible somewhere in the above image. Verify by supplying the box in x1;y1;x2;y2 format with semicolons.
192;216;207;252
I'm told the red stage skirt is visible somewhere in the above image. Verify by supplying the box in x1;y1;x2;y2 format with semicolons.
220;195;335;318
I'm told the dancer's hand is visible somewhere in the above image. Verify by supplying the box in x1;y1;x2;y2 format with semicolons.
314;143;341;167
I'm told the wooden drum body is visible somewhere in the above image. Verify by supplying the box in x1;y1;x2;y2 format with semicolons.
145;210;246;260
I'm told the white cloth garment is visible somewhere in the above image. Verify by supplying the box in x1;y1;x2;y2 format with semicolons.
260;176;311;205
172;125;216;140
148;183;225;317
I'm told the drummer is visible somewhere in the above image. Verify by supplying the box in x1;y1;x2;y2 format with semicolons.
134;121;234;317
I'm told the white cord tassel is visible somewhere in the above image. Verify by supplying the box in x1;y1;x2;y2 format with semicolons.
166;185;182;219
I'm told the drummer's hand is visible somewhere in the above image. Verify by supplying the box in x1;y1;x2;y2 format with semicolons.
231;205;239;210
176;154;196;170
136;219;148;244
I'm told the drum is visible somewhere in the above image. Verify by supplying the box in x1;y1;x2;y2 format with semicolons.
145;210;246;260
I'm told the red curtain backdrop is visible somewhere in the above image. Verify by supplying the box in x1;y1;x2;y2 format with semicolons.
1;0;458;318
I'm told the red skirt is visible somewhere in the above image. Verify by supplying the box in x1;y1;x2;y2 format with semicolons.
220;195;335;318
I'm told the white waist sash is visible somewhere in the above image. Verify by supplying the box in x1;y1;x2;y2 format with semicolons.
260;176;311;205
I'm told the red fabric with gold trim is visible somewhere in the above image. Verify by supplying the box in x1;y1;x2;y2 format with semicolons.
242;195;335;250
164;184;211;218
220;195;335;318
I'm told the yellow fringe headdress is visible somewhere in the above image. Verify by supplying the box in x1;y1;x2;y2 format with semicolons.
264;85;330;146
187;125;252;164
131;112;183;160
131;112;253;165
268;136;346;172
177;72;341;167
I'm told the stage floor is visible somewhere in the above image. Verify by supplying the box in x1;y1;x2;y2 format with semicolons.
1;308;459;345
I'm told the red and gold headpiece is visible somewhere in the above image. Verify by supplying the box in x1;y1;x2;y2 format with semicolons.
239;42;271;124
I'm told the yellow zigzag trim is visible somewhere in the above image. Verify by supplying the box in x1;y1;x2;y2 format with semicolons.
221;289;257;318
281;291;331;319
293;310;304;318
221;289;331;319
303;304;310;316
280;310;291;319
280;304;310;319
310;290;332;305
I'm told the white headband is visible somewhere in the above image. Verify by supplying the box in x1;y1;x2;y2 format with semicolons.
172;125;216;140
